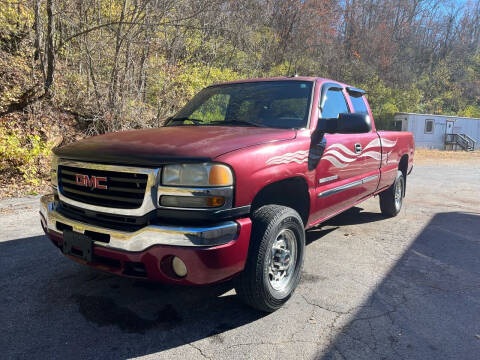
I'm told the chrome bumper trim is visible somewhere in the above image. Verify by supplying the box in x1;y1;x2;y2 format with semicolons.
40;194;239;250
318;174;379;198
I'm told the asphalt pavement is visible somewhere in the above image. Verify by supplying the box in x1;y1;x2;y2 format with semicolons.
1;161;479;359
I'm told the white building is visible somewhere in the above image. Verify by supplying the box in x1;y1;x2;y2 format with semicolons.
393;112;479;150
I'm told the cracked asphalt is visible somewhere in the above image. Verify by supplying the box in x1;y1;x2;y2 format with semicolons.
1;160;479;359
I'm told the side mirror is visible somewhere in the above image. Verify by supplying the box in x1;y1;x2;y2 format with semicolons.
317;113;371;134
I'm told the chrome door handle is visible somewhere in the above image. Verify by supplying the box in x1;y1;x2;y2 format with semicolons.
354;143;362;153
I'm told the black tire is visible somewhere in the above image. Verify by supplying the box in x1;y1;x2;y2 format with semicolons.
234;205;305;312
379;170;405;217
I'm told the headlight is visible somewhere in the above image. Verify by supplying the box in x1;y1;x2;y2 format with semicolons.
51;154;59;188
162;163;233;187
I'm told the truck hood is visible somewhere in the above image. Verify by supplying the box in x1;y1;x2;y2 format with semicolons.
54;126;297;166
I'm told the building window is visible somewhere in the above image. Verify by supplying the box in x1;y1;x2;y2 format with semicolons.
394;120;403;131
425;119;434;134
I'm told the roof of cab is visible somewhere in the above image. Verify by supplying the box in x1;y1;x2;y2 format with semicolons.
209;76;368;95
212;76;343;86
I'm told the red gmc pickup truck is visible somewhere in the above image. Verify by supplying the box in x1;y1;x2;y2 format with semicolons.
40;77;414;312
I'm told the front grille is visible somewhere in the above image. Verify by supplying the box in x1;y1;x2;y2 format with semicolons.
58;165;148;209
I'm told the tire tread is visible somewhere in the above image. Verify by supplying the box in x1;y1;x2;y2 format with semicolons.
379;170;404;217
235;205;304;312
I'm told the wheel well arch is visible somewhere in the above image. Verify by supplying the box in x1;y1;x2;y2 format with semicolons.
251;177;310;226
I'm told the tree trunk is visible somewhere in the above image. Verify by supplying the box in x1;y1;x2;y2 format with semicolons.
108;0;128;108
45;0;55;95
33;0;46;83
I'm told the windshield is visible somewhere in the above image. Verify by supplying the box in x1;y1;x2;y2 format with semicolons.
167;81;313;129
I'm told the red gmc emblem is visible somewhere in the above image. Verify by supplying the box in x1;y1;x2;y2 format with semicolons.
75;174;108;190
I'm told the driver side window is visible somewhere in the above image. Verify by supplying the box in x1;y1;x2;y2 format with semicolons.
321;89;349;119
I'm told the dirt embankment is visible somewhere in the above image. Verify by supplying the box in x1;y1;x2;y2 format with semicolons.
0;108;83;199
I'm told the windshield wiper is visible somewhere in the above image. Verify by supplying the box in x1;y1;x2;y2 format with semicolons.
210;120;266;127
168;118;266;127
167;117;204;125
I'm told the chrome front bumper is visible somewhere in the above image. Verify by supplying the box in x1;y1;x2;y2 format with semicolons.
40;194;239;251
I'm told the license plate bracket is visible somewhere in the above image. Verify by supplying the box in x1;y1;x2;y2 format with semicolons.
62;230;93;262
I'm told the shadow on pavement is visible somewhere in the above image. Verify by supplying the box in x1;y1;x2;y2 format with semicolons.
306;206;386;245
323;206;386;226
318;211;480;359
4;209;477;359
1;210;348;358
0;234;266;358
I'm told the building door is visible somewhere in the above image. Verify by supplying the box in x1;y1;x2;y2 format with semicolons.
445;120;455;150
446;120;455;134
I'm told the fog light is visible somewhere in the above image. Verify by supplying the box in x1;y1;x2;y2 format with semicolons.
172;256;187;278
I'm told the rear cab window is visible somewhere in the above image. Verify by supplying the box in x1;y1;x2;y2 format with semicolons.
348;93;368;114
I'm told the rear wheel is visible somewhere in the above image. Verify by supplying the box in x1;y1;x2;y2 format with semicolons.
234;205;305;312
379;170;404;217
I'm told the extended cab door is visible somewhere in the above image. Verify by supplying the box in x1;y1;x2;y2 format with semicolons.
345;88;381;196
310;84;380;223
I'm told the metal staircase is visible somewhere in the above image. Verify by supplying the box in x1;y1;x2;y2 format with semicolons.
445;133;477;151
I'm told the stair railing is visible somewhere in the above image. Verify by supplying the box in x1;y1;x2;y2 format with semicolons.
444;133;476;151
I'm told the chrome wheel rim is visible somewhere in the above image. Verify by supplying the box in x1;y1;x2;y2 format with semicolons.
395;178;403;209
268;229;297;291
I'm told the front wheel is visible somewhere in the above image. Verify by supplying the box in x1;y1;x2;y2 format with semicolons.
379;170;405;217
234;205;305;312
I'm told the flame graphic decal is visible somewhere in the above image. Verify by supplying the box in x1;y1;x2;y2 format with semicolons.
322;138;397;168
266;150;309;165
265;138;397;168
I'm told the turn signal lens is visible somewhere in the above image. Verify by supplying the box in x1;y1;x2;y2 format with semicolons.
209;164;233;186
207;196;225;207
160;195;225;208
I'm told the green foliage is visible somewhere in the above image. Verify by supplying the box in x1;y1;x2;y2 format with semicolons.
0;128;52;185
355;74;422;129
0;52;34;113
459;105;480;118
1;0;480;194
175;64;243;100
0;0;33;49
146;59;244;122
